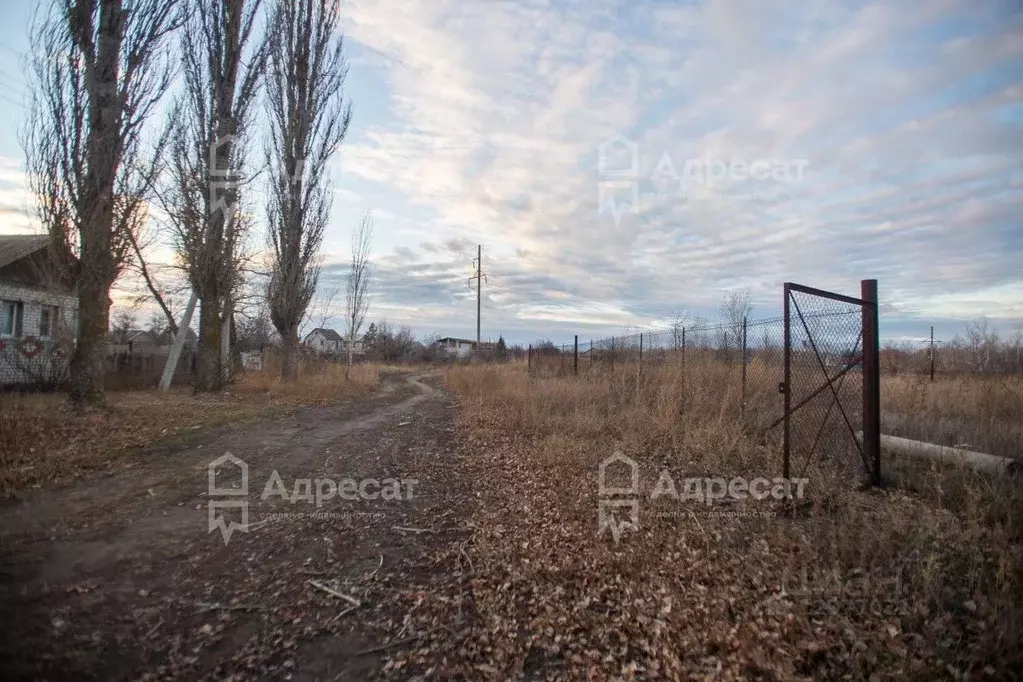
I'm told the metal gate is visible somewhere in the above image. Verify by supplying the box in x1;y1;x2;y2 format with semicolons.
781;280;880;487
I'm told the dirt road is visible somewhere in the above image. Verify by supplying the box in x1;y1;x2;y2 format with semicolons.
0;373;469;680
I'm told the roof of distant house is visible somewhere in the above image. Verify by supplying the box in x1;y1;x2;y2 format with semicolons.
308;327;344;342
0;234;49;269
435;337;476;345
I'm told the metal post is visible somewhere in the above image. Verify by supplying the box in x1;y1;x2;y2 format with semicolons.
929;325;935;381
741;316;748;419
862;279;881;486
611;336;615;369
573;335;578;375
639;332;643;376
681;327;685;364
527;344;531;373
782;283;791;480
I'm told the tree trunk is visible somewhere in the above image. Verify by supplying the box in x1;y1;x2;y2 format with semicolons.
195;297;222;392
346;336;354;380
281;329;299;382
68;281;111;406
68;0;123;407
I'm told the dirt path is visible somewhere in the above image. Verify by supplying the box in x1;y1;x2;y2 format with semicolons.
0;372;470;681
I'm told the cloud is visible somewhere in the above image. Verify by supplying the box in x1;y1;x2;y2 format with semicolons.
331;0;1023;342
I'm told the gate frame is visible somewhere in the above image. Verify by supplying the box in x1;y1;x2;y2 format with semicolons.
782;279;880;486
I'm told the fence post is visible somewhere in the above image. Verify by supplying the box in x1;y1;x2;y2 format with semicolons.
527;344;532;373
681;327;686;368
574;335;578;375
639;332;643;377
741;316;748;419
862;279;881;486
783;284;791;480
611;336;615;370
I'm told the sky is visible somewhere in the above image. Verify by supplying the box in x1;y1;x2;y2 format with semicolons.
0;0;1021;346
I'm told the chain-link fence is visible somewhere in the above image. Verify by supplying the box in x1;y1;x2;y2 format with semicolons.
527;316;789;430
526;280;882;489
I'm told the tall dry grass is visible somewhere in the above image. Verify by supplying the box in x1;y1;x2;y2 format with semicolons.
881;373;1023;458
233;355;380;404
446;357;1023;672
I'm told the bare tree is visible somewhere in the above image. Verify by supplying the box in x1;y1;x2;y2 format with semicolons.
720;287;753;356
162;0;269;392
23;0;181;406
344;212;372;379
302;279;342;338
265;0;353;381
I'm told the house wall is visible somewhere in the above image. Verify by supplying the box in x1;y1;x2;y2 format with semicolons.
436;340;475;359
0;281;78;386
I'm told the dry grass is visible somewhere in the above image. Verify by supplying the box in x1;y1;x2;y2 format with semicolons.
441;358;1023;678
882;374;1023;458
0;359;381;493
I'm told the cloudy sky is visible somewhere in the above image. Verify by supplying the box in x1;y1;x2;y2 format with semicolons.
0;0;1021;345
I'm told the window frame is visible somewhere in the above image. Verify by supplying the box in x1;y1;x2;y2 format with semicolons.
0;299;21;338
39;305;59;339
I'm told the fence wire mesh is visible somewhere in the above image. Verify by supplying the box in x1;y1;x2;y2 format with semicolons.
785;288;870;487
525;282;877;489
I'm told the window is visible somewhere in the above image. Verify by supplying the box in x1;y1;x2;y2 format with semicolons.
39;306;58;339
0;300;21;337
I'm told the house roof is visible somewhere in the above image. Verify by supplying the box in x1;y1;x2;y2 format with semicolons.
0;234;49;269
308;327;344;342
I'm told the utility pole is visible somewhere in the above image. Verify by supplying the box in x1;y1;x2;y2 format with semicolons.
468;244;488;349
930;325;935;382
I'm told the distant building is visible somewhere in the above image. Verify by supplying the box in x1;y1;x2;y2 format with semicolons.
305;327;344;355
433;337;478;359
304;328;365;357
107;327;197;356
0;235;78;386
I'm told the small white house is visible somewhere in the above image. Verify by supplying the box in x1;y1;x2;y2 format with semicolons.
304;328;365;357
434;337;477;359
304;327;344;355
0;235;78;386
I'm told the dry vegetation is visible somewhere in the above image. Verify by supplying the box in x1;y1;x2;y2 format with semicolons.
0;358;381;493
882;374;1023;459
427;358;1023;679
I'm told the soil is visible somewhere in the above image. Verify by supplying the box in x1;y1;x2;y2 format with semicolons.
0;372;470;681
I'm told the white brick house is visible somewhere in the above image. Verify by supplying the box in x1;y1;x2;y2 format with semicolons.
304;328;365;357
0;235;78;387
433;337;477;358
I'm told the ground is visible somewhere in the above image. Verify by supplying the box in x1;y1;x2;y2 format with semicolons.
0;372;470;680
2;367;1020;680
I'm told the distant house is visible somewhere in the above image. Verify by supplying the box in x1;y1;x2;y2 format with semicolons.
0;235;77;386
434;337;477;359
108;329;159;356
304;327;343;355
305;328;365;357
107;327;197;356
